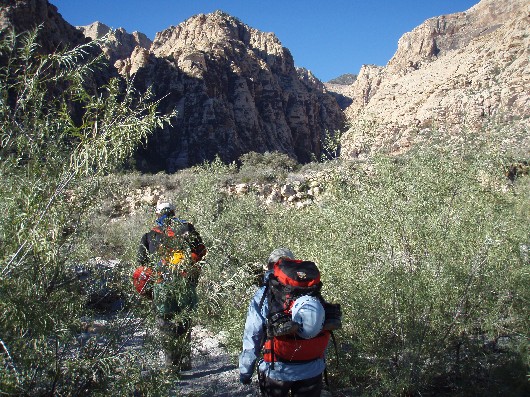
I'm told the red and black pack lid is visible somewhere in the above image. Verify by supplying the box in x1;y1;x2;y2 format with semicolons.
273;258;320;287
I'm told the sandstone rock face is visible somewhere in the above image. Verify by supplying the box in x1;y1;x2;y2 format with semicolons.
121;11;346;171
341;0;530;158
77;21;152;65
324;74;358;110
0;0;87;52
322;83;354;110
2;3;345;173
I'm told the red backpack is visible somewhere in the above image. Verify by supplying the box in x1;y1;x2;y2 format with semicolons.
260;258;340;365
132;266;153;298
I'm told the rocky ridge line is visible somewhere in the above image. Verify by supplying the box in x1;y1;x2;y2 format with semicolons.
77;21;152;65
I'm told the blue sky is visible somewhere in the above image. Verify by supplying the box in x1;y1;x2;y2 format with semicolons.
50;0;479;82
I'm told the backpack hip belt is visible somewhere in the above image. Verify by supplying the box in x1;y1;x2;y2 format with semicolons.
263;331;330;363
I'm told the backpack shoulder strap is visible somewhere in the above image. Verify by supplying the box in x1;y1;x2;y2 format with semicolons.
258;279;277;368
330;330;339;369
148;228;164;246
258;281;269;310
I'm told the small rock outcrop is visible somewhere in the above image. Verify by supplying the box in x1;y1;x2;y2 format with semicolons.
77;21;152;65
340;0;530;158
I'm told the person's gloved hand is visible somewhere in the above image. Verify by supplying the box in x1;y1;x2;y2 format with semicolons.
240;374;252;385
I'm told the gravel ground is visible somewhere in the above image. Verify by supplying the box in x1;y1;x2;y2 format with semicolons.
178;326;347;397
87;314;345;396
176;326;260;397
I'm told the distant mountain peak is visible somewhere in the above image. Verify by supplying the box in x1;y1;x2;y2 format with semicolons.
341;0;530;159
327;74;357;85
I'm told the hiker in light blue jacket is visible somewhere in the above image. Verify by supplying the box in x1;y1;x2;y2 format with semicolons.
238;248;326;397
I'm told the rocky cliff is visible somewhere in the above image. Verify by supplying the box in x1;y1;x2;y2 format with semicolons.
0;0;87;52
1;2;345;172
77;21;151;65
340;0;530;158
81;11;346;171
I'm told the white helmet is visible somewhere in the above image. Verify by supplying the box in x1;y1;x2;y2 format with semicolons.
156;202;176;215
291;295;325;339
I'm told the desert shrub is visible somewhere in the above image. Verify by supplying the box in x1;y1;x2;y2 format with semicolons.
306;141;529;395
237;151;299;183
6;23;527;397
79;119;528;395
156;129;529;395
319;128;343;161
0;28;174;395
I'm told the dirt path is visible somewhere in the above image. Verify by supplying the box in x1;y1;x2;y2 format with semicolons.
92;313;343;396
176;326;260;397
178;326;344;397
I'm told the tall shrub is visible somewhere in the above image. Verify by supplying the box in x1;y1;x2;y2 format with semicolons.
300;134;529;395
0;29;173;395
171;130;529;396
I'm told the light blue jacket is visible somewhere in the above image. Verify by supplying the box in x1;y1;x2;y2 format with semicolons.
238;271;326;381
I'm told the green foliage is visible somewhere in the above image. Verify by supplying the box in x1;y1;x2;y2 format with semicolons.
123;129;527;395
0;28;173;395
90;127;528;395
320;129;343;161
310;142;529;395
237;151;299;183
4;25;527;397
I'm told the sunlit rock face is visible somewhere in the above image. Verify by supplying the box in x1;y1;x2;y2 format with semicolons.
2;2;345;172
77;21;152;66
340;0;530;158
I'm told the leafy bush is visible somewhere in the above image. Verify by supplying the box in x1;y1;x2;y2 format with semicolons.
237;151;299;183
90;127;528;395
308;139;529;395
133;130;527;395
0;29;173;395
4;26;527;397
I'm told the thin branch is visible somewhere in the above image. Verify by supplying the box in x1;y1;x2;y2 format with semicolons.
0;338;21;384
2;170;76;276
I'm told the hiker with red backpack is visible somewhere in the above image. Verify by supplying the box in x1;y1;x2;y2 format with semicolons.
135;202;207;370
239;248;342;397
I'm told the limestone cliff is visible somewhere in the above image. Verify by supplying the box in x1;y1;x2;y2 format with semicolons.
1;2;345;172
341;0;530;158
